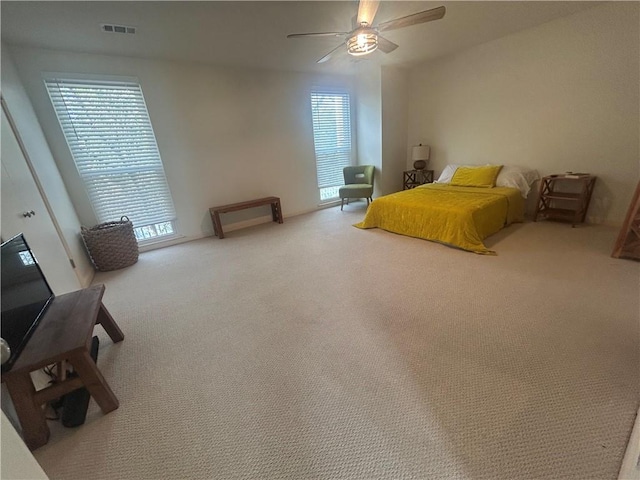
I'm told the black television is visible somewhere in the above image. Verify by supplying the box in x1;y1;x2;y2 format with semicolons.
1;233;55;372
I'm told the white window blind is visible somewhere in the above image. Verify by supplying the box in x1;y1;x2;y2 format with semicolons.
44;78;176;235
310;91;352;198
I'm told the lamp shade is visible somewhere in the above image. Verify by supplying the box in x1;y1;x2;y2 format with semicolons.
411;145;430;161
411;144;430;170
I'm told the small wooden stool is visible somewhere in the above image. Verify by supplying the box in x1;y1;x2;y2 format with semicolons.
1;284;124;450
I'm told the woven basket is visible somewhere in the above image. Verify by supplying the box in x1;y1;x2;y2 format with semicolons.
81;216;139;271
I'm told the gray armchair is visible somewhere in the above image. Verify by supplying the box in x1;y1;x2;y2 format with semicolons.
339;165;374;211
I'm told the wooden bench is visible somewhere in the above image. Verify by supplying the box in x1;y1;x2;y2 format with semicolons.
209;196;283;239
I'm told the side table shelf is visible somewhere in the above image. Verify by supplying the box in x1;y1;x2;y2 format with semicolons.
403;169;434;190
534;175;596;227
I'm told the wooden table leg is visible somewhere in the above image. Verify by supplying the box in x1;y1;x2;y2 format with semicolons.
209;211;217;236
213;211;224;239
68;350;119;413
272;200;283;224
97;304;124;343
4;372;50;450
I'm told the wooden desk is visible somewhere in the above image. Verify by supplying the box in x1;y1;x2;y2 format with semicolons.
1;284;124;450
209;196;283;239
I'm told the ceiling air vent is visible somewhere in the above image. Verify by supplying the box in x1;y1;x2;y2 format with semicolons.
101;24;136;34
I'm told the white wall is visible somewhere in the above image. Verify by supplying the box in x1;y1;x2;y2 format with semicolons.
407;2;639;225
9;46;353;241
355;63;383;198
355;65;410;197
381;66;410;195
1;46;94;287
1;412;49;479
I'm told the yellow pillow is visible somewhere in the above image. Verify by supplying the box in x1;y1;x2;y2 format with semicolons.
450;165;503;188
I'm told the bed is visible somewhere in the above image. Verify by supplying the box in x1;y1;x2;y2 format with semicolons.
354;165;538;255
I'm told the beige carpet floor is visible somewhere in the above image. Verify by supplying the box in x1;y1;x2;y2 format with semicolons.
32;205;639;479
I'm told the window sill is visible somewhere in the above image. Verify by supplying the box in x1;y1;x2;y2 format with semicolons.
137;234;185;252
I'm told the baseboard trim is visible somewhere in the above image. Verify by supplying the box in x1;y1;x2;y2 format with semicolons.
619;408;640;480
136;204;341;253
138;234;193;253
78;267;95;289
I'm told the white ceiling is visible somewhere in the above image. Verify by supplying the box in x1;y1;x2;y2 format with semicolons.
1;1;599;75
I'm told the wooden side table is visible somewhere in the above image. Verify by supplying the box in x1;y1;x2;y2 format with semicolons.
1;284;124;450
403;169;434;190
534;174;596;227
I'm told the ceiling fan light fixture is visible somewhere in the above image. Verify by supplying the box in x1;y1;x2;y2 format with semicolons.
347;30;378;56
288;2;446;64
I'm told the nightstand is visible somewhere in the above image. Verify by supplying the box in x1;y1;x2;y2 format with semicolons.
403;169;434;190
534;174;596;227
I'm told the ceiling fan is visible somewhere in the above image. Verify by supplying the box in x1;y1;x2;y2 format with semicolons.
287;0;446;63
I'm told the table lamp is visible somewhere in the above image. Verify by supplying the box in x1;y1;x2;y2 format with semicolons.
412;144;430;170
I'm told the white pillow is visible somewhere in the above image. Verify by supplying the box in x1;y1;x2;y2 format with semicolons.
434;164;461;183
495;165;540;198
435;164;540;198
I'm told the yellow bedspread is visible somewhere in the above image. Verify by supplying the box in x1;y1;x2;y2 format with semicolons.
354;184;524;255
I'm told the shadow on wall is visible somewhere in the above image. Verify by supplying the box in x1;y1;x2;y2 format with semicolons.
525;182;540;218
588;179;615;225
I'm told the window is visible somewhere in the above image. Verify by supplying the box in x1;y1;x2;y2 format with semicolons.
45;78;176;243
310;91;353;202
18;251;35;266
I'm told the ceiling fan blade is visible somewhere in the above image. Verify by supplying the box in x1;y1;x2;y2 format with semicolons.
377;6;446;32
317;43;345;64
357;0;380;26
287;32;349;38
376;35;399;54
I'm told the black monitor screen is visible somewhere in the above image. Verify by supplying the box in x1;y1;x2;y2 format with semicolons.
1;233;54;371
